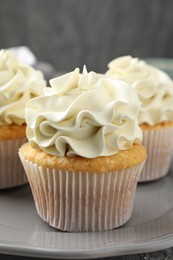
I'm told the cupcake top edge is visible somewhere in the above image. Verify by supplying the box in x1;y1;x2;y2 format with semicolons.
20;142;146;172
106;55;173;126
0;49;46;126
25;67;143;158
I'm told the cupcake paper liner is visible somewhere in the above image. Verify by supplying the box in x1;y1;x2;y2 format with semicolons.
19;150;145;232
139;127;173;182
0;138;28;189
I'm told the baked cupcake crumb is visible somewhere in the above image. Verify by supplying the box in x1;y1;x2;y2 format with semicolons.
141;121;173;130
21;142;146;172
0;124;26;140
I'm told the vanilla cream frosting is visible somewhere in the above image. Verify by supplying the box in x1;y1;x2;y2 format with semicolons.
107;56;173;125
0;49;46;126
26;67;142;158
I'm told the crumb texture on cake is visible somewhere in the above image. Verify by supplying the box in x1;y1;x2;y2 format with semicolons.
20;142;147;172
141;121;173;130
0;124;26;140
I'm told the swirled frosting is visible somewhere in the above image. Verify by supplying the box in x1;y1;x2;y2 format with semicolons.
0;49;46;126
106;56;173;125
26;67;142;158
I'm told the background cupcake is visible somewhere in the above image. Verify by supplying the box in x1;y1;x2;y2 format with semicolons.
0;49;46;189
19;68;146;232
106;56;173;182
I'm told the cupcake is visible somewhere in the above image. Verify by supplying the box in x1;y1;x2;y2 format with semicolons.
19;68;146;232
0;49;46;189
106;56;173;182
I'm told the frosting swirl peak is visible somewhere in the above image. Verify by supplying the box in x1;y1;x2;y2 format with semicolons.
0;49;46;126
107;56;173;125
26;68;142;158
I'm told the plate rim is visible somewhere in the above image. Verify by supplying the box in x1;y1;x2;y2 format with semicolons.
0;229;173;259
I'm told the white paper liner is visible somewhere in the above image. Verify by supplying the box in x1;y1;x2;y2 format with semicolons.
19;150;145;232
139;127;173;182
0;138;28;189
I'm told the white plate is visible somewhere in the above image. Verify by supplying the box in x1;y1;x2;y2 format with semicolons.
0;167;173;259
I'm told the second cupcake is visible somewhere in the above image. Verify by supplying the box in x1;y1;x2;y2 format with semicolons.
0;49;46;189
107;56;173;182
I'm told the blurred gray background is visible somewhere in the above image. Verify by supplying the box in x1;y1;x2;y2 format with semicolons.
0;0;173;73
